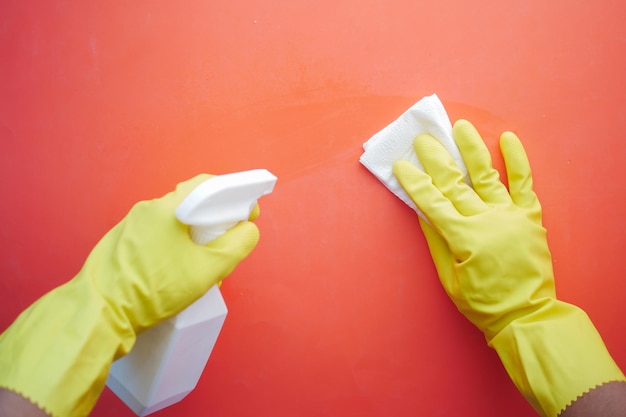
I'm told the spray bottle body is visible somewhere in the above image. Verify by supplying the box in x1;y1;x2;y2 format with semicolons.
106;170;277;416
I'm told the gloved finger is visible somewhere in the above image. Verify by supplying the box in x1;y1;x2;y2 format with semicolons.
393;160;461;230
500;131;542;220
217;203;260;289
418;216;457;295
414;134;486;217
249;203;261;221
193;221;260;293
453;120;511;205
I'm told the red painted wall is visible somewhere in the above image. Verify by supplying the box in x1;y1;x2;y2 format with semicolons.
1;1;625;416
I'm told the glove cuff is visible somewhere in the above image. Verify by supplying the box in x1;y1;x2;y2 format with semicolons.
0;279;135;417
488;299;625;417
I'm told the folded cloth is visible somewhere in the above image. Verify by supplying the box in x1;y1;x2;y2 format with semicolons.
359;94;469;219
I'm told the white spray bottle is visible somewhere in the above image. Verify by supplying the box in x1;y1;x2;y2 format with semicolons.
106;169;277;416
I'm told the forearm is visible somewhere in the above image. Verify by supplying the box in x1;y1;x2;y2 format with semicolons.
0;389;49;417
559;381;626;417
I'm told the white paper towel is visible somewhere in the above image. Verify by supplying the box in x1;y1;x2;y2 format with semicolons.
359;94;469;219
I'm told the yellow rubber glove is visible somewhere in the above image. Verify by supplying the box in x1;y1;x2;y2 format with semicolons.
393;120;625;417
0;174;260;417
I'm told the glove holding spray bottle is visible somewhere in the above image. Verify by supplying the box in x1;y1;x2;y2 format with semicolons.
107;169;277;416
0;171;275;417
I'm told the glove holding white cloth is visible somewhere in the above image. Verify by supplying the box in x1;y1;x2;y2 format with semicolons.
360;97;626;417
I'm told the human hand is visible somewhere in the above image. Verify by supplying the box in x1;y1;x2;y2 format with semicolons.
392;120;554;340
0;174;262;417
77;173;261;335
392;119;626;417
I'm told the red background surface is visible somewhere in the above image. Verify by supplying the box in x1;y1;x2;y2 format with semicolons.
1;1;625;416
